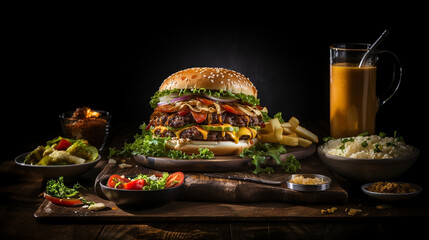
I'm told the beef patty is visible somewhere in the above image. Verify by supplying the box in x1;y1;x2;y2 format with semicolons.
153;127;252;141
150;112;263;128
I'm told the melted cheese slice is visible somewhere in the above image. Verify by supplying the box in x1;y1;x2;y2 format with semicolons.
226;127;257;144
176;126;209;140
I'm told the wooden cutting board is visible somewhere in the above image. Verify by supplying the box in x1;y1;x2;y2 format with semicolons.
94;152;348;204
34;153;348;223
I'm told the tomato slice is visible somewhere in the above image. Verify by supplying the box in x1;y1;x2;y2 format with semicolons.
165;172;184;188
107;174;130;189
221;104;245;115
177;106;190;116
190;111;207;123
124;179;145;190
55;139;72;150
196;97;214;106
155;104;177;113
44;193;82;206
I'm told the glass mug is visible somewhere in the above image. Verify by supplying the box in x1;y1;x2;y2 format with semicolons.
329;43;402;138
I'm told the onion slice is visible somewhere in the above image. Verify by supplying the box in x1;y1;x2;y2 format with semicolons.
203;93;237;103
157;95;191;106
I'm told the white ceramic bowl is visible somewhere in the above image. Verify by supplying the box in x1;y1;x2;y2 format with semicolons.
15;152;101;180
317;145;419;182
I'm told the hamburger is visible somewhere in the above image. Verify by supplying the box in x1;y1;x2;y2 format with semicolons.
148;67;265;155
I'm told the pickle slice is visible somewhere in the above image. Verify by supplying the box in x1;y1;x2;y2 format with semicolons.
201;125;239;132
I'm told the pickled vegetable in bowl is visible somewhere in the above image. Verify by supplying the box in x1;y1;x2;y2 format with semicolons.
24;136;98;165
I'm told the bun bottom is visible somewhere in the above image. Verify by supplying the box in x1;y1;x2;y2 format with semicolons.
165;138;259;156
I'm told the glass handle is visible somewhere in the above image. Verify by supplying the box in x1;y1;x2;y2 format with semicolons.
377;50;402;107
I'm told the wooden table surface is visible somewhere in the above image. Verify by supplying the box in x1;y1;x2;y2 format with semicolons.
1;123;428;239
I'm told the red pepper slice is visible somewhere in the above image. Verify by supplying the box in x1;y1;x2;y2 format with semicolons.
196;97;214;106
190;111;207;123
55;139;72;151
44;193;82;206
221;104;245;115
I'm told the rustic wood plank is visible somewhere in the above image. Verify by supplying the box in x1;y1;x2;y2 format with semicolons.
98;223;231;240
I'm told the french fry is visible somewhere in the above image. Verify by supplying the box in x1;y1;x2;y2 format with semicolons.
279;135;299;146
269;118;283;141
258;133;278;143
288;117;300;129
286;132;297;137
295;126;319;143
282;127;293;134
259;115;319;148
297;137;312;147
260;122;273;134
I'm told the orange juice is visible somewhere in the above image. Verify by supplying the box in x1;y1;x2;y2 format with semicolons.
330;63;378;138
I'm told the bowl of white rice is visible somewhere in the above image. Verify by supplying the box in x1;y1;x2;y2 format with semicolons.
317;134;419;182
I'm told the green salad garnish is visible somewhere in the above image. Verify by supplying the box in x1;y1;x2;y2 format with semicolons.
240;142;300;174
109;123;214;159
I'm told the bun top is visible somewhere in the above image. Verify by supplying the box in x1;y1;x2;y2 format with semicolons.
159;67;257;97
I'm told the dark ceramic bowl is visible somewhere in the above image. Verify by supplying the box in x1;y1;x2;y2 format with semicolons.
99;175;185;208
317;145;419;182
15;152;101;180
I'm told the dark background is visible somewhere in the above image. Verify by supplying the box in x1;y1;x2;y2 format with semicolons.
5;10;427;177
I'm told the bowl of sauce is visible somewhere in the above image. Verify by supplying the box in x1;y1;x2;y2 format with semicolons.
60;107;111;151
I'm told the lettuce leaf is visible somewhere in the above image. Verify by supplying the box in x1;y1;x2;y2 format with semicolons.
239;142;300;174
109;123;215;160
150;88;260;108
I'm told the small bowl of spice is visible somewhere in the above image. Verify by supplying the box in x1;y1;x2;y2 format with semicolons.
286;174;331;192
60;107;111;151
361;181;422;201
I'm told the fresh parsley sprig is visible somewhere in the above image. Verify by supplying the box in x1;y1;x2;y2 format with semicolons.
46;176;83;199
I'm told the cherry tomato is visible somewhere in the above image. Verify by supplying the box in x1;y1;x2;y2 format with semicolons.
55;139;72;150
107;174;130;189
124;179;145;190
190;111;207;123
165;172;184;188
44;193;82;206
221;104;244;115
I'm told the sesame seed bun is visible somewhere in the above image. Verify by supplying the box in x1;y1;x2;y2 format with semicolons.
159;67;257;97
